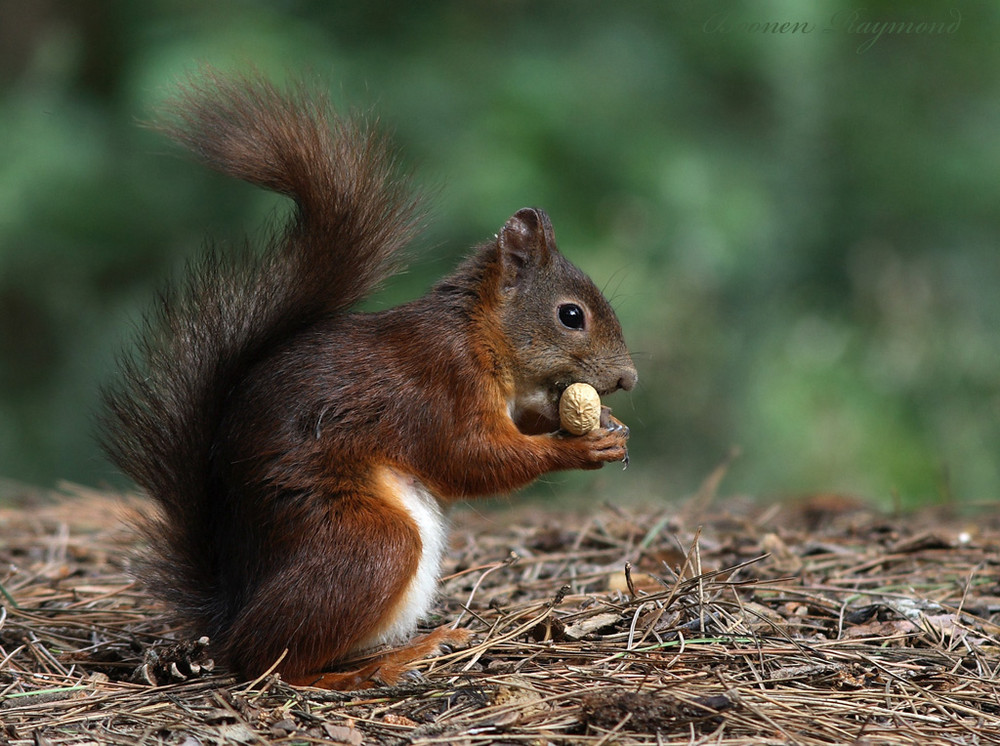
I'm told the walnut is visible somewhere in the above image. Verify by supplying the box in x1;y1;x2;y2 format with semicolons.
559;383;601;435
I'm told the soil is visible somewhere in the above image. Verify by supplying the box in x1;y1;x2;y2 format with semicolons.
1;483;998;745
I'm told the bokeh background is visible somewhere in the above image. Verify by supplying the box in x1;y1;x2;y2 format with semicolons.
1;1;997;507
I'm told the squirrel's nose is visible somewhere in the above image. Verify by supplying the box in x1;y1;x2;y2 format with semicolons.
617;367;638;392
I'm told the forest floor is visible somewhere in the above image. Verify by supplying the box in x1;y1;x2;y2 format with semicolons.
1;479;998;745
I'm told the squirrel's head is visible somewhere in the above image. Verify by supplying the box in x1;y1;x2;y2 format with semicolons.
490;208;638;434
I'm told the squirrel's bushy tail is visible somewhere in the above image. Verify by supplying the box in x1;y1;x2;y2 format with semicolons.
99;70;421;629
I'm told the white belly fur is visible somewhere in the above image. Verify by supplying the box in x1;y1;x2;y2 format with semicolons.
361;469;447;649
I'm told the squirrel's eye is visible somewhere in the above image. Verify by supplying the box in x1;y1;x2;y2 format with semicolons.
558;303;586;330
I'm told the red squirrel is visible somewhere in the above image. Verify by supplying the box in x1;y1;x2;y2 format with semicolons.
100;71;637;689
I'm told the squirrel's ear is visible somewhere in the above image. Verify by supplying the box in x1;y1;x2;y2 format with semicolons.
498;207;557;288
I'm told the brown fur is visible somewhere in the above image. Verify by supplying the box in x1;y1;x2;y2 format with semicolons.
100;69;637;688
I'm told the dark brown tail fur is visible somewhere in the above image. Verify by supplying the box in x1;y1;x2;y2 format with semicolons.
99;69;422;634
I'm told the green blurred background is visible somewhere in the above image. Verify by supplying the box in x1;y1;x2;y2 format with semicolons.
1;1;997;507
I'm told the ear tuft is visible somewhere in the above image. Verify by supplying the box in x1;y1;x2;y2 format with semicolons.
498;207;557;288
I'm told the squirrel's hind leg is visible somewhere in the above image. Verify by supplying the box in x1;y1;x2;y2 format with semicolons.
220;477;435;685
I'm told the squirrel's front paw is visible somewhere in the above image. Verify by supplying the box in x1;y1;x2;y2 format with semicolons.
599;406;629;435
564;416;630;470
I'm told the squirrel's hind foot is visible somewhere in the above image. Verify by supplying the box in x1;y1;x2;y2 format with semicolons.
285;625;471;691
